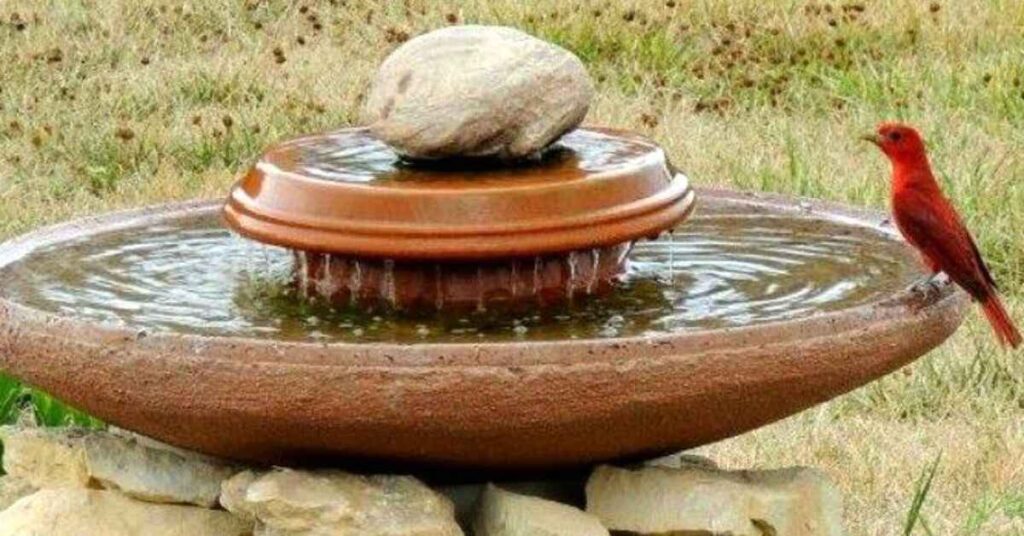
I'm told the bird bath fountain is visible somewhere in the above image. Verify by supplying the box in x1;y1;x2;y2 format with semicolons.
0;140;968;471
0;26;968;476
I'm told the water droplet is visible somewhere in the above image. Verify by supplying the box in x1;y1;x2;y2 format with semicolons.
383;259;396;308
296;251;309;299
510;261;518;297
666;232;675;282
476;266;486;313
434;264;444;311
532;256;542;297
316;254;338;298
566;251;578;303
587;249;600;295
349;259;363;307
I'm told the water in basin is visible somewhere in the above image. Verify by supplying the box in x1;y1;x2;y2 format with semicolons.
0;201;922;343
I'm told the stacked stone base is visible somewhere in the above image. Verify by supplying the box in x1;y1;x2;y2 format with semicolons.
0;424;845;535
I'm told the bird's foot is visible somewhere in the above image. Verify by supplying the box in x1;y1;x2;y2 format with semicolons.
907;273;951;307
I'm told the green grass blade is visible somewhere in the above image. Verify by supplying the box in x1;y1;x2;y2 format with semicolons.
903;452;943;536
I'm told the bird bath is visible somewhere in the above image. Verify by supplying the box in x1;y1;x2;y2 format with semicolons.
0;127;967;471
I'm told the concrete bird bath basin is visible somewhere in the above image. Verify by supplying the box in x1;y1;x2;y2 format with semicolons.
0;160;967;470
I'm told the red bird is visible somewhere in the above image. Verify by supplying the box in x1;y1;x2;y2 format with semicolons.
864;123;1020;348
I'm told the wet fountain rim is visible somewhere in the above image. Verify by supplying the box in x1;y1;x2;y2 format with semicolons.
0;188;968;368
222;127;696;260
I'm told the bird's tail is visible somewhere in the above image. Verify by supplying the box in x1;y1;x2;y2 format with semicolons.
981;294;1022;349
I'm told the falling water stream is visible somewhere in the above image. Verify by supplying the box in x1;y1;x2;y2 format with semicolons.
0;203;921;344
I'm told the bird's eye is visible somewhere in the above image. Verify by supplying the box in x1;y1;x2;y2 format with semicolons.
888;131;902;142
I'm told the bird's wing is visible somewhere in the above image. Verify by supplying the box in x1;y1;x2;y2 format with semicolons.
893;189;995;300
965;229;998;290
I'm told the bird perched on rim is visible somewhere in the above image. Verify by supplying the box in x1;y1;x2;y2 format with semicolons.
863;122;1020;349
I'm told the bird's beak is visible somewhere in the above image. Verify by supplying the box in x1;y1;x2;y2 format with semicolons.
860;133;883;147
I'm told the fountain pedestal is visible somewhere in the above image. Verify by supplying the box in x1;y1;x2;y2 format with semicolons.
223;127;694;311
298;245;630;313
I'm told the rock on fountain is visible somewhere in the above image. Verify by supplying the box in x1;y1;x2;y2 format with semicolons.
364;25;594;160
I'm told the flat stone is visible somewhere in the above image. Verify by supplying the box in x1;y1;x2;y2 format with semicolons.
0;488;251;536
0;425;236;507
82;431;237;507
0;476;36;512
586;464;845;536
221;468;462;536
220;469;259;524
363;25;593;161
473;484;608;536
440;478;585;527
0;426;89;488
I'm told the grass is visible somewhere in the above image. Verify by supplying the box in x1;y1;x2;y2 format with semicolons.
904;453;942;536
0;0;1022;532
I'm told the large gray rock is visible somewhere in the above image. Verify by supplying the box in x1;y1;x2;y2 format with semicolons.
0;488;250;536
220;468;462;536
473;484;608;536
0;425;236;507
82;432;237;507
363;25;593;160
586;464;845;536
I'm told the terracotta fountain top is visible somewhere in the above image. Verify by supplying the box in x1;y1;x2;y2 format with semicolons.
223;127;695;260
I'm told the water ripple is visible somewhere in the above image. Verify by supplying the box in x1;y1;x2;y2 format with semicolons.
0;209;920;343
